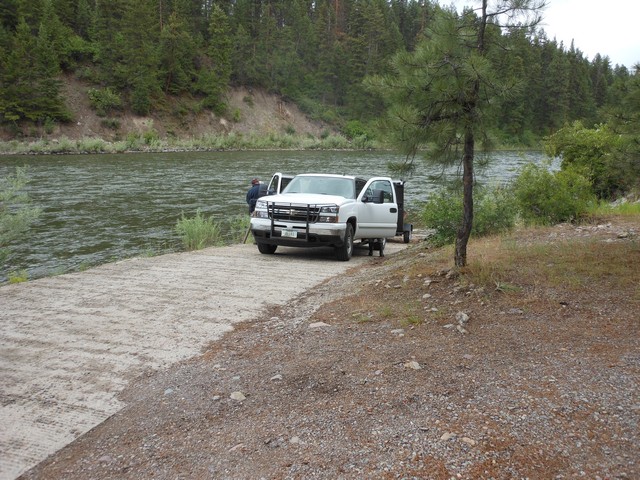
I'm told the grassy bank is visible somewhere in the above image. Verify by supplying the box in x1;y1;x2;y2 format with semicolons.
0;131;379;155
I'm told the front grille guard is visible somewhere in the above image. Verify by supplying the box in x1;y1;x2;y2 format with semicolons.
266;202;331;241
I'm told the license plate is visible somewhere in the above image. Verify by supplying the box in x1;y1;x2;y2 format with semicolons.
281;229;298;238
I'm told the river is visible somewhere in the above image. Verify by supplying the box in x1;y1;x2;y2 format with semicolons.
0;150;547;281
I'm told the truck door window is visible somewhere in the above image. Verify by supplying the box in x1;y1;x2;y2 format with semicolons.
364;180;393;203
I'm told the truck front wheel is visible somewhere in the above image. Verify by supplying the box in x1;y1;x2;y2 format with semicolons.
336;224;354;261
257;242;277;254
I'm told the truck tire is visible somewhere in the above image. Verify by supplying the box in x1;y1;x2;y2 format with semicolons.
336;223;354;261
257;242;277;254
403;229;411;244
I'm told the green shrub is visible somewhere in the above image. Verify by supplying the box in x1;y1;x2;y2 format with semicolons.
545;121;631;199
224;214;251;243
513;163;596;225
100;118;121;130
87;87;122;117
421;184;518;246
175;210;223;250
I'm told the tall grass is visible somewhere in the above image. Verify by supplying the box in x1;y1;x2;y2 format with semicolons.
175;210;224;250
175;211;251;251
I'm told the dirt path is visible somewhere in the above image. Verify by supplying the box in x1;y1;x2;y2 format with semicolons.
0;242;406;480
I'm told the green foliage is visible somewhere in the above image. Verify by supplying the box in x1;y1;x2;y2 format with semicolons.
343;120;370;140
0;167;41;269
512;163;596;225
421;184;518;246
545;121;638;199
87;87;122;117
8;269;28;283
223;214;250;244
175;210;223;250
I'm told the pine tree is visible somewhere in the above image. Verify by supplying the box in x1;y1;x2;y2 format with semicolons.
159;12;196;94
197;4;232;113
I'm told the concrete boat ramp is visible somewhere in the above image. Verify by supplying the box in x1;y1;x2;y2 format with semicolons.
0;242;406;479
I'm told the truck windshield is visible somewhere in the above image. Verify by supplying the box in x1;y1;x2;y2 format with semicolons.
283;176;355;199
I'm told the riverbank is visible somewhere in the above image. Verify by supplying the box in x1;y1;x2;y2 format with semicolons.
20;213;639;479
0;132;373;156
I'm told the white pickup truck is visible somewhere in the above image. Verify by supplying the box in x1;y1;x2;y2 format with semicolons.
250;173;411;261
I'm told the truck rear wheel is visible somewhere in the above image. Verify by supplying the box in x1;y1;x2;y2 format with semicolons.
336;224;354;261
257;242;277;254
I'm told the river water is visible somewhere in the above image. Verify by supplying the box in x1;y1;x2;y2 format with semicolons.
0;150;546;281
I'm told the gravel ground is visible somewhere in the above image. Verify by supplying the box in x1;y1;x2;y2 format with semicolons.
20;218;639;479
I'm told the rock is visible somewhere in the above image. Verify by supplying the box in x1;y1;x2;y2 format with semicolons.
390;329;405;334
309;322;330;329
404;361;422;370
443;324;454;329
456;325;468;334
230;391;246;401
164;388;174;395
445;269;459;280
462;437;477;446
271;374;283;381
422;293;432;299
455;311;470;324
440;432;456;441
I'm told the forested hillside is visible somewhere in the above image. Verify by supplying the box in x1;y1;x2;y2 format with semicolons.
0;0;636;144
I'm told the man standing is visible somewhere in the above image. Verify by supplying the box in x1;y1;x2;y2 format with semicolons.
246;178;261;214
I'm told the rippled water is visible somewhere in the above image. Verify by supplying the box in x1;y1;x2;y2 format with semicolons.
0;150;546;280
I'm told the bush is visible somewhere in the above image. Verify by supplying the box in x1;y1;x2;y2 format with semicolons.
175;210;223;250
545;121;631;199
421;184;518;246
87;87;122;117
512;163;596;225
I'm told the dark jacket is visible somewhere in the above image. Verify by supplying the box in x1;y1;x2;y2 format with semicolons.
246;183;261;213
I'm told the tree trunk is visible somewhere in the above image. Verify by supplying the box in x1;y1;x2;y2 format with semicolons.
455;128;474;267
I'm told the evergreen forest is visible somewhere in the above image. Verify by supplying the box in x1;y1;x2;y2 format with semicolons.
0;0;637;145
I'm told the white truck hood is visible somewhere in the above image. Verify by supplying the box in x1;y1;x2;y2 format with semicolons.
261;193;354;206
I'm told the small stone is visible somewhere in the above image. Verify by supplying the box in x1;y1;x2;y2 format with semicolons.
404;361;422;370
455;312;470;324
271;374;283;381
230;391;246;401
462;437;477;446
440;432;456;441
391;329;405;334
443;324;454;329
456;325;468;334
422;293;432;299
309;322;330;329
290;436;303;444
164;388;174;395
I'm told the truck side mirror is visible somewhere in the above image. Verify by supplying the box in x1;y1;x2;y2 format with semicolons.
363;189;385;204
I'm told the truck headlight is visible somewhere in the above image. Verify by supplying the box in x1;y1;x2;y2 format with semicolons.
318;205;339;223
254;200;269;218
